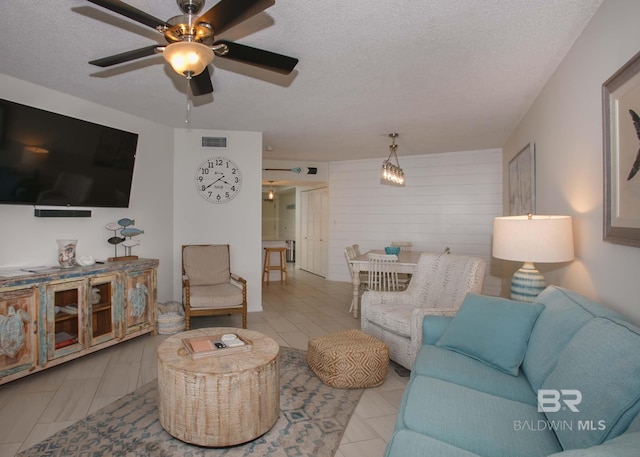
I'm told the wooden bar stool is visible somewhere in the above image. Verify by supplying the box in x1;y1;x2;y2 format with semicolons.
263;247;288;284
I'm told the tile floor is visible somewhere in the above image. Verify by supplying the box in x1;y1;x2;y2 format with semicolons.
0;267;409;457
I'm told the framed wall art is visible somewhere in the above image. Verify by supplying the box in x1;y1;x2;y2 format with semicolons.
508;142;536;216
603;50;640;247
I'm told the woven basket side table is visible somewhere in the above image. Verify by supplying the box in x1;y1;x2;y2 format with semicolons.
157;327;280;447
306;329;389;388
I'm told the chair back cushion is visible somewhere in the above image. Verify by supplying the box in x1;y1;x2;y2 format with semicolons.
409;253;486;310
183;245;230;286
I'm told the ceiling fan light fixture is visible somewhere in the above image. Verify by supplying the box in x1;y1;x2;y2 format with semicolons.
163;41;214;77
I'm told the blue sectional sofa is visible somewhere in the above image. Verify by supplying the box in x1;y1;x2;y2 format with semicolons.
385;286;640;457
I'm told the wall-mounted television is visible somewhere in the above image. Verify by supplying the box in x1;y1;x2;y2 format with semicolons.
0;98;138;208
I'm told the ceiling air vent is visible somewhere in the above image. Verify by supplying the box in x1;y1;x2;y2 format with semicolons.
202;136;227;148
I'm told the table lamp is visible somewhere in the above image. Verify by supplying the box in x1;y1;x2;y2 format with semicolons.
492;215;574;302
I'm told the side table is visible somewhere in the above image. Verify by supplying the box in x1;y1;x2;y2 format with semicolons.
157;327;280;446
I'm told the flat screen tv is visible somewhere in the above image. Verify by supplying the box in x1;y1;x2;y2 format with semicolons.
0;98;138;208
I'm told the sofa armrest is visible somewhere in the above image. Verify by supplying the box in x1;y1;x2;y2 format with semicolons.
409;308;457;368
230;273;247;290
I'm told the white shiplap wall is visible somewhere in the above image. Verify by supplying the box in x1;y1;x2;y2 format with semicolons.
328;148;503;296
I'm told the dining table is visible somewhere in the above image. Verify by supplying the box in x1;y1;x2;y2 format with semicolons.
348;249;423;318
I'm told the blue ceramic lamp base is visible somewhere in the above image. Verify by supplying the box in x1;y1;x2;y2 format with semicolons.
510;262;546;302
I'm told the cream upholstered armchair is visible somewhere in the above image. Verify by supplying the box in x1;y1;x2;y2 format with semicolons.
361;253;486;370
182;244;247;330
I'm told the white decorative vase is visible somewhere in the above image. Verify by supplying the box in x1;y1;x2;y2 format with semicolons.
56;239;77;268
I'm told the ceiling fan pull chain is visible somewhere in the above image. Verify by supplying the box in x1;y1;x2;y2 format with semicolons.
185;77;192;124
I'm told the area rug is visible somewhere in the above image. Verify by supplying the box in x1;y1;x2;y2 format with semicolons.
18;347;363;457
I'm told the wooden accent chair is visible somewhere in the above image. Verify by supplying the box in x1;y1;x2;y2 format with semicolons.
182;244;247;330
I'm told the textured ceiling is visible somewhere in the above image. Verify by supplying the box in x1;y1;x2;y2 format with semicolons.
0;0;602;162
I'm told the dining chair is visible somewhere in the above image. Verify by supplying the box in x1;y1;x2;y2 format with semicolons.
367;253;400;292
345;246;368;314
182;244;247;330
390;241;413;287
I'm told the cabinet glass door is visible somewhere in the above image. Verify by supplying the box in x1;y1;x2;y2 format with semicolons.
89;274;117;346
47;279;85;359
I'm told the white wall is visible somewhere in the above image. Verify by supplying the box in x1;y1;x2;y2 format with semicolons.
328;149;503;296
172;129;263;311
0;75;174;301
503;0;640;324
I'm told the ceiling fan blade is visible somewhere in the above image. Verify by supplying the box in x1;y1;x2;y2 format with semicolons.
89;45;160;67
216;41;298;74
197;0;275;35
190;67;214;96
86;0;168;29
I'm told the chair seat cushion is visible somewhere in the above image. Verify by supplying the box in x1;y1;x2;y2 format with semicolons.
188;283;243;309
363;303;412;337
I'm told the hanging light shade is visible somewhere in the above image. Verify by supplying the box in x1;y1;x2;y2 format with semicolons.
163;41;214;77
381;133;405;186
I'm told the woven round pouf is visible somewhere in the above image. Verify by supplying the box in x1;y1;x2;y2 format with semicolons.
157;327;280;447
306;329;389;388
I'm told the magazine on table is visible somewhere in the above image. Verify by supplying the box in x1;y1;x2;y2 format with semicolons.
182;333;252;359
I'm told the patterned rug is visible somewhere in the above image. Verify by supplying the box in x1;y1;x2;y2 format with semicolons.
18;347;364;457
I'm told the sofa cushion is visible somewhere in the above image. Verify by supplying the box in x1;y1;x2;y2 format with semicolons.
385;429;482;457
541;318;640;450
436;293;544;376
547;431;640;457
399;375;562;457
414;345;537;406
523;286;623;392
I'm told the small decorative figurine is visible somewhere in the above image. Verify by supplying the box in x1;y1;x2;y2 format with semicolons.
105;218;144;261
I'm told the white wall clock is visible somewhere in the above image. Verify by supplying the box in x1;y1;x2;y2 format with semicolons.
194;157;243;203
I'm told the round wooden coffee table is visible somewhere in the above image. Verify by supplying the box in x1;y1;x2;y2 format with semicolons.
157;327;280;447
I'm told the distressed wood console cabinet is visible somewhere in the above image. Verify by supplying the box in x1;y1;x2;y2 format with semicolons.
0;258;158;385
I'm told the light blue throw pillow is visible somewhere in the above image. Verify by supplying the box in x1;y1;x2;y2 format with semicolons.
436;293;544;376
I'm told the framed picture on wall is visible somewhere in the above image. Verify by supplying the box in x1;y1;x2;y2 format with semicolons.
508;142;535;216
603;49;640;247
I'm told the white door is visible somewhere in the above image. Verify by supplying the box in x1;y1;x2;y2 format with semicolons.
300;187;328;277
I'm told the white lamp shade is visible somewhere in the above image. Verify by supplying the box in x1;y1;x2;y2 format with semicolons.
163;42;214;76
492;215;574;263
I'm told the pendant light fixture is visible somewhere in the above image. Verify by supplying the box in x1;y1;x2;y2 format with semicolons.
267;181;275;201
381;133;405;186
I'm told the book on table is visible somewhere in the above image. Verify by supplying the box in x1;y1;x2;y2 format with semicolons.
182;333;252;359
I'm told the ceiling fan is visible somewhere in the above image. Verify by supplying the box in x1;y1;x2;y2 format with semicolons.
86;0;299;95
